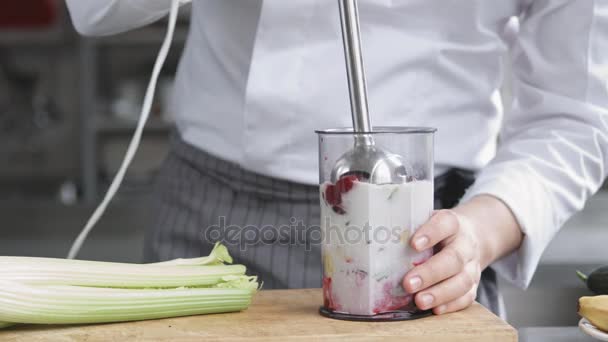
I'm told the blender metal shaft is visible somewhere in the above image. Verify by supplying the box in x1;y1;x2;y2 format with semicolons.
338;0;371;135
331;0;410;184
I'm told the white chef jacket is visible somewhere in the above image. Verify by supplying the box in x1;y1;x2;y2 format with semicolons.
66;0;608;290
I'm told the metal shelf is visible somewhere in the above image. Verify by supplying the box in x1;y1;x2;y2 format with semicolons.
96;116;173;135
0;29;69;46
96;26;189;46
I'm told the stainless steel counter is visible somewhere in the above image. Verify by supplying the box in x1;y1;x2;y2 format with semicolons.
520;327;596;342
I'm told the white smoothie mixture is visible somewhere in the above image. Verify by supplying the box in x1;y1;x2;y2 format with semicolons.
320;177;433;316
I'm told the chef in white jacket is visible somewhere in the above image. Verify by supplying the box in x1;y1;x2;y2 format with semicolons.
66;0;608;317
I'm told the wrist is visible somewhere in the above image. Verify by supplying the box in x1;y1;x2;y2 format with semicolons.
452;195;523;269
452;205;494;269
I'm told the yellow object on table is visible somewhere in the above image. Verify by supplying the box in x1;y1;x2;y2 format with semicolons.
580;295;608;332
0;289;516;342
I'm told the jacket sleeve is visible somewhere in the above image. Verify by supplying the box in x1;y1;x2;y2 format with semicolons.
461;0;608;289
65;0;189;36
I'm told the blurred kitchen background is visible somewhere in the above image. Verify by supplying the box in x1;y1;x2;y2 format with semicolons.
0;1;605;335
0;1;186;260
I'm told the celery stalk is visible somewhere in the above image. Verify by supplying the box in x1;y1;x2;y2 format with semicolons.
152;242;233;266
0;254;246;288
0;262;246;288
0;243;241;289
0;279;256;325
0;243;258;328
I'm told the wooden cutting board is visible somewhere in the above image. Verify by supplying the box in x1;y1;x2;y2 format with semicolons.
0;289;517;341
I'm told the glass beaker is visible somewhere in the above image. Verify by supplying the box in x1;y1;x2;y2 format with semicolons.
316;127;436;321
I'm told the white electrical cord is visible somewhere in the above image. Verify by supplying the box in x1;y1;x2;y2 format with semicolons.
68;0;181;259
